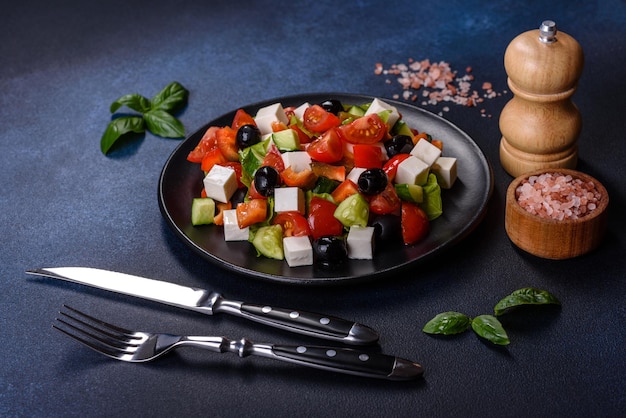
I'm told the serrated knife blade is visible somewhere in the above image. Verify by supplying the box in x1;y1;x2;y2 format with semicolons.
26;267;379;345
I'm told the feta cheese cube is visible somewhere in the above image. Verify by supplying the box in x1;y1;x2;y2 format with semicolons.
364;98;400;127
410;138;442;168
281;151;312;172
347;226;375;260
395;155;430;186
274;187;305;214
203;165;238;203
283;236;313;267
223;209;249;241
347;167;366;184
293;102;310;120
254;103;289;136
431;156;457;189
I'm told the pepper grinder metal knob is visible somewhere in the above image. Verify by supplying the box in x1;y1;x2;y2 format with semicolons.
499;20;584;177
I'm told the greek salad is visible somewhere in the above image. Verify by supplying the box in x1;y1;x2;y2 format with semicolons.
186;98;457;268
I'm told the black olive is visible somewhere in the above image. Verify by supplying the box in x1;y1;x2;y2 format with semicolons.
370;214;402;243
230;187;248;206
313;236;348;267
236;124;261;149
385;135;414;157
358;168;388;195
253;166;280;197
319;99;343;115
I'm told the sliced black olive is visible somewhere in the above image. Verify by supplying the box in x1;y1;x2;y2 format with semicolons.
370;214;402;243
385;135;414;157
253;166;279;197
319;99;343;115
313;236;348;267
236;124;261;149
357;168;388;195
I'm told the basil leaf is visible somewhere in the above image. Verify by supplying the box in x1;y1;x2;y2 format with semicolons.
471;315;510;345
100;116;145;154
423;311;471;335
494;288;561;316
143;109;185;138
110;93;151;114
150;81;189;113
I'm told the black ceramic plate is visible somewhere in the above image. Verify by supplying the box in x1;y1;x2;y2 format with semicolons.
158;93;493;285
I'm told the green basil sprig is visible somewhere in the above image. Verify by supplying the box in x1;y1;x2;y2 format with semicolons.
422;287;559;346
101;81;189;154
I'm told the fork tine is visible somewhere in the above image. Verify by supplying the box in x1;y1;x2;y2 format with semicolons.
53;305;143;359
60;304;135;336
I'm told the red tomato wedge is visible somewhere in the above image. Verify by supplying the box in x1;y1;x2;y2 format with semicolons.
303;105;341;133
216;126;239;162
272;211;311;237
261;144;285;172
308;196;344;239
187;126;219;163
231;109;256;130
401;202;429;245
200;147;228;172
330;179;359;203
337;114;386;144
281;166;318;189
236;198;267;228
353;144;384;169
306;128;343;163
370;182;401;215
382;153;411;182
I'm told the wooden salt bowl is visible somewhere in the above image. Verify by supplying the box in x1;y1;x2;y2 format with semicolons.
505;168;609;259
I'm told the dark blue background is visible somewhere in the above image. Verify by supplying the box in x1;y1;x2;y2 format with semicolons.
2;1;624;416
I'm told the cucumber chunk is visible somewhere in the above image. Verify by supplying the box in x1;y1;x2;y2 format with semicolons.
191;197;215;226
251;224;284;260
395;183;424;203
334;193;369;228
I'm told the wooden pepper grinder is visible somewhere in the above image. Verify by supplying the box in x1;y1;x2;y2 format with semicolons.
499;20;584;177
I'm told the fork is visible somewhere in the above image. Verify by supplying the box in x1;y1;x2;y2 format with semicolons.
53;305;423;380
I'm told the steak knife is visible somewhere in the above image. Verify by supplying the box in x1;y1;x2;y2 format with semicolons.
27;267;379;345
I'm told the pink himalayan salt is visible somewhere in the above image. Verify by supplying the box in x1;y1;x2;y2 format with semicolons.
515;172;602;221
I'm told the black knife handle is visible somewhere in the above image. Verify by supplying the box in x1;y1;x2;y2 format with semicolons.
237;303;379;345
270;345;423;380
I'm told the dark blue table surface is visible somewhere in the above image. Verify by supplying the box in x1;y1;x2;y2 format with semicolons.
2;1;624;416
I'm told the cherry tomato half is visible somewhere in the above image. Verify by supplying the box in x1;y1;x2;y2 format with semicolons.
272;211;311;237
308;196;344;239
306;128;344;163
303;105;341;133
369;182;401;215
401;202;430;245
337;114;386;144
